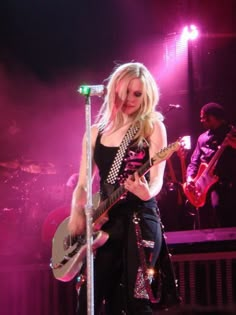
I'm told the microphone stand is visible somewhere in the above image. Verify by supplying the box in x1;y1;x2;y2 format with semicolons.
163;105;179;115
163;107;174;115
84;94;94;315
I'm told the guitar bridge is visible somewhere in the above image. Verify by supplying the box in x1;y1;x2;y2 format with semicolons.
50;260;63;270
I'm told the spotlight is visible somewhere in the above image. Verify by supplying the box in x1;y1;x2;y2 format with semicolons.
182;25;199;41
181;135;191;150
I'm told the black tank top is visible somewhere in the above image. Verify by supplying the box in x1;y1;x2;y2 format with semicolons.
94;132;157;210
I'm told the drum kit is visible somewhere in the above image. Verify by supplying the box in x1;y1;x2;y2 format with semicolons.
0;158;67;255
0;159;57;175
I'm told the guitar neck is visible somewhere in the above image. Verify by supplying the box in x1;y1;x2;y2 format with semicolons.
204;140;227;175
205;125;236;174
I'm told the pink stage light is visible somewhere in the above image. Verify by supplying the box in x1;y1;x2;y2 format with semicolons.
182;25;199;41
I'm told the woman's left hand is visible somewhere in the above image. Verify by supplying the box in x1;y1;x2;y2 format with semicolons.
124;172;151;201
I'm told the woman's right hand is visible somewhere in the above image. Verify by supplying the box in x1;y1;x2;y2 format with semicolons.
68;211;86;235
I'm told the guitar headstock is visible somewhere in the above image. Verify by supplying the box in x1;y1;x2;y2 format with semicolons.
152;138;182;165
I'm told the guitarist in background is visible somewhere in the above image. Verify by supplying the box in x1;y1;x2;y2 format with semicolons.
185;102;236;229
68;62;180;314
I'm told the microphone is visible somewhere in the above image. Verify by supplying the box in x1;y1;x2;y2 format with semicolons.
78;85;105;97
169;104;182;109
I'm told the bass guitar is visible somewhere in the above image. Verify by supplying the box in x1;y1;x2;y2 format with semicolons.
183;131;232;208
50;139;181;282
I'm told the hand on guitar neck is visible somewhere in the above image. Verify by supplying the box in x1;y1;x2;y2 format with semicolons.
225;127;236;149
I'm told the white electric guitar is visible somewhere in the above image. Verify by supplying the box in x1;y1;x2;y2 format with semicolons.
50;139;181;282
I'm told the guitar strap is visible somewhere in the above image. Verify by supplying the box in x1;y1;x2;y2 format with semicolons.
105;124;139;185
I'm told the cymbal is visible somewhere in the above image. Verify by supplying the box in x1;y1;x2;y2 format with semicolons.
0;160;20;169
20;161;57;174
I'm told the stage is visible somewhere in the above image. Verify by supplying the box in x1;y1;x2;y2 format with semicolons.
164;227;236;313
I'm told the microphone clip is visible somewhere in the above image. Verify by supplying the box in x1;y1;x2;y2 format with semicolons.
78;85;105;97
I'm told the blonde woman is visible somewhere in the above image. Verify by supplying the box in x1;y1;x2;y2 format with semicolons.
69;62;178;314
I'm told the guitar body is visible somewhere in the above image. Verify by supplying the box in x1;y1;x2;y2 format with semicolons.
183;162;219;208
51;216;109;282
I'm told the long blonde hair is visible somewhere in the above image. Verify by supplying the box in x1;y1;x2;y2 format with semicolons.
96;62;163;145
